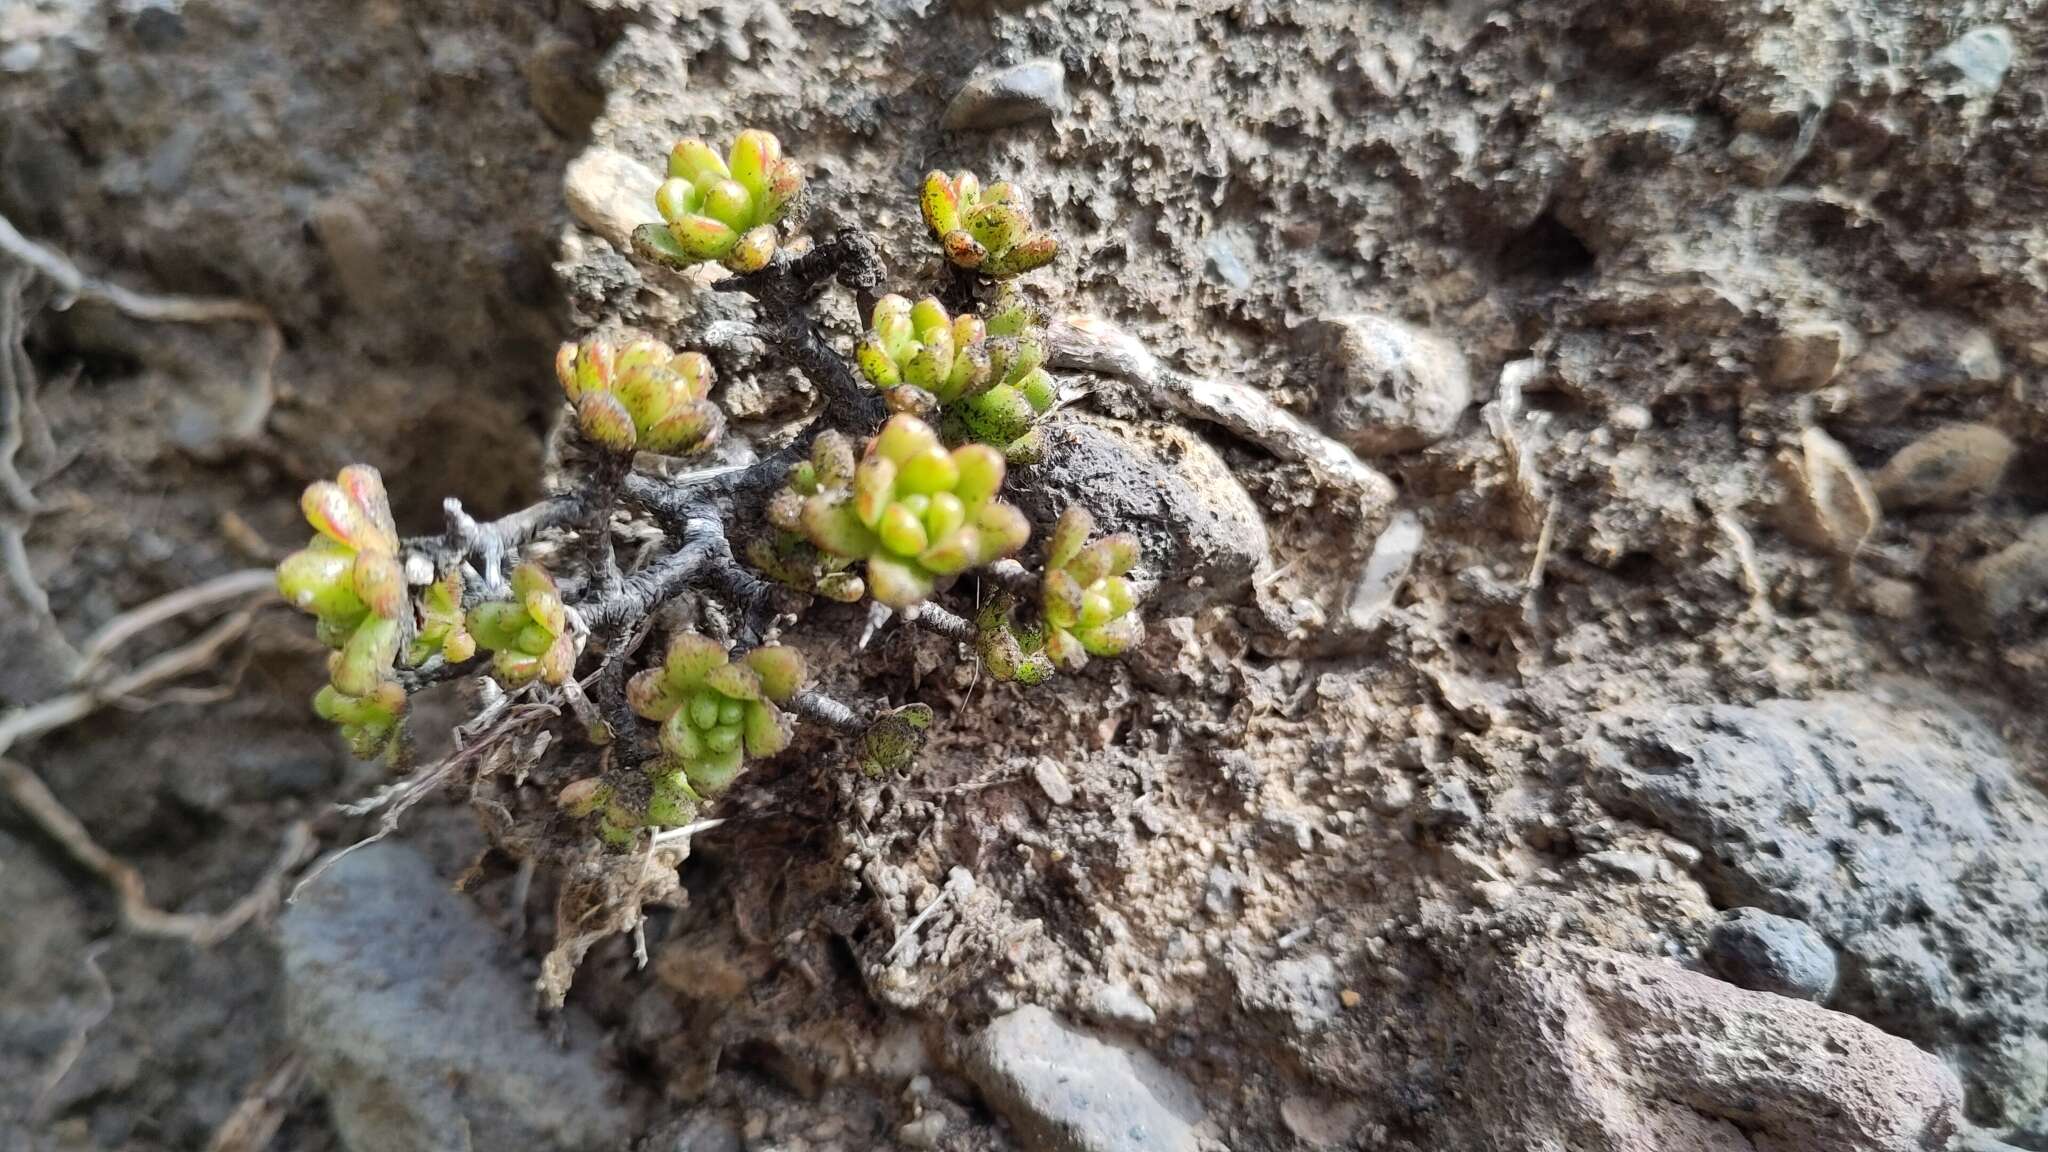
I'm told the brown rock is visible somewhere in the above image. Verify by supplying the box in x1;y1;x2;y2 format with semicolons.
1465;944;1962;1152
1311;314;1473;455
1765;318;1856;392
1873;423;2016;510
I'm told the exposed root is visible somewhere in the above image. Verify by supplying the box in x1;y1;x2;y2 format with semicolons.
1;267;42;512
0;210;281;441
1048;313;1395;504
75;567;277;679
30;942;110;1126
1;756;313;945
0;603;269;758
203;1054;307;1152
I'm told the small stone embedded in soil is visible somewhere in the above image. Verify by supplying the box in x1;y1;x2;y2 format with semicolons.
1345;510;1422;632
280;842;630;1152
1032;758;1075;806
1584;849;1659;883
1310;313;1473;455
1873;422;2016;510
942;57;1069;131
564;146;663;251
1017;414;1269;616
1422;777;1480;829
962;1005;1204;1152
899;1113;948;1149
1961;514;2048;629
1765;318;1855;391
1832;311;2003;420
1932;26;2016;98
1704;907;1839;1003
1083;982;1157;1028
1203;865;1240;914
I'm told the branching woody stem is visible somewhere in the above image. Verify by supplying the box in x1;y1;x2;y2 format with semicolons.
791;689;865;732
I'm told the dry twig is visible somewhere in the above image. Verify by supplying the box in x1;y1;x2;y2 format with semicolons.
287;699;560;903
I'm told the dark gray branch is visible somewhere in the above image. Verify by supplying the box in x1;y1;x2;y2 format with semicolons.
791;689;865;733
907;602;976;643
403;493;587;580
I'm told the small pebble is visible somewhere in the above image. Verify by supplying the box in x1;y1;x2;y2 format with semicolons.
1703;907;1838;1002
1032;758;1075;806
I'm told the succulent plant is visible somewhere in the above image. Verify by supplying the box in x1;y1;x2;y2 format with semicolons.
1040;507;1143;668
556;334;723;456
276;466;410;756
465;562;576;687
854;294;988;405
853;292;1057;459
623;634;806;832
270;139;1152;879
921;170;1058;278
405;570;476;667
313;679;407;760
634;130;804;274
780;414;1030;607
952;291;1056;457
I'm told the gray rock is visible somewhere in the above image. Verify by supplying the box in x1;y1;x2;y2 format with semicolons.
1932;27;2015;99
1202;232;1253;291
1015;414;1269;615
942;58;1069;131
1236;953;1343;1035
1422;777;1480;830
281;843;631;1152
1704;907;1839;1003
1309;313;1472;455
1584;849;1659;883
1082;982;1157;1028
1578;684;2048;1125
962;1005;1203;1152
653;1111;743;1152
130;3;186;51
1462;943;1961;1152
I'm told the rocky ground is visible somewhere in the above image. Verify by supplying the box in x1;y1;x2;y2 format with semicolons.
4;1;2048;1151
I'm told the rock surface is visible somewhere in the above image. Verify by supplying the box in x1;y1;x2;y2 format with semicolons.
961;1005;1204;1152
1015;414;1269;615
281;842;632;1152
1704;907;1839;1003
1309;314;1473;455
1464;944;1962;1152
1579;685;2048;1125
